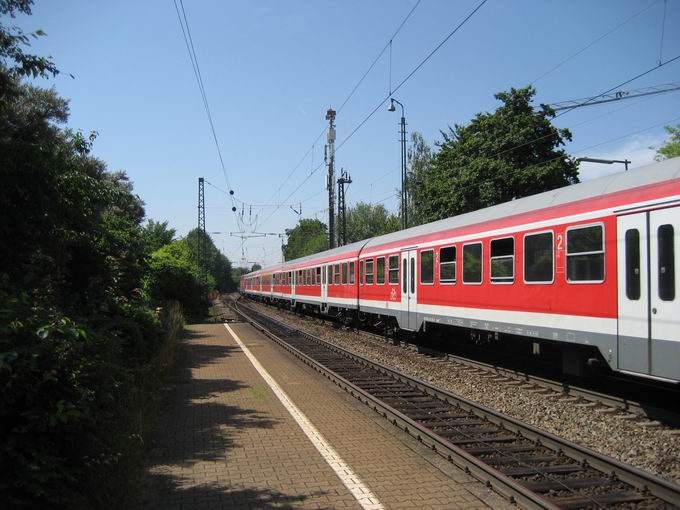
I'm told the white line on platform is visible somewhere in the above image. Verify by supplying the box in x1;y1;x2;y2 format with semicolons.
224;323;384;510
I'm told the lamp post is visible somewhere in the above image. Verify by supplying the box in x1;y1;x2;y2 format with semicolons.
388;98;407;229
576;157;631;171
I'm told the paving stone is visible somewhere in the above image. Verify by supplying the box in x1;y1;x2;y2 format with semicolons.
143;322;508;509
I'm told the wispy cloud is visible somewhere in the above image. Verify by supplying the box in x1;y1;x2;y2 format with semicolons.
576;133;666;181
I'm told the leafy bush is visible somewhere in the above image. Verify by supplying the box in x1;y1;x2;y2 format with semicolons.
145;240;209;321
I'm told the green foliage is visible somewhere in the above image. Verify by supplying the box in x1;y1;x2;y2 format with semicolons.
0;5;186;507
141;219;176;254
0;302;135;509
185;228;235;292
344;202;400;243
251;263;262;272
145;240;209;320
654;124;680;161
283;218;329;261
408;86;579;224
0;0;59;96
406;131;435;227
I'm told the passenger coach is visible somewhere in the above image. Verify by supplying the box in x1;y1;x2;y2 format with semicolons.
242;158;680;383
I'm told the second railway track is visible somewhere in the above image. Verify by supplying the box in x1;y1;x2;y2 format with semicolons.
230;299;680;510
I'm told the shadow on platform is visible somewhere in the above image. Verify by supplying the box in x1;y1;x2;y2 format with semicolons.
142;325;325;509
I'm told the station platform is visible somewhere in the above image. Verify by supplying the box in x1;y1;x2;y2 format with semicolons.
143;320;506;510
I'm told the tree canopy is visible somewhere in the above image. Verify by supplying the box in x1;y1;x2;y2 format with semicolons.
344;202;400;244
654;124;680;161
141;219;176;254
282;218;328;261
408;86;579;224
0;4;233;507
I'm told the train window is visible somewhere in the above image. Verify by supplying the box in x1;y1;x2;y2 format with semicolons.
334;264;340;285
491;237;514;283
366;259;374;285
410;257;415;293
349;261;356;284
420;250;434;284
342;262;348;285
376;257;386;284
389;255;399;284
402;257;407;293
316;267;321;285
567;225;604;283
360;260;364;285
440;246;456;283
463;243;482;284
327;265;332;285
524;231;553;283
658;224;675;301
625;229;640;300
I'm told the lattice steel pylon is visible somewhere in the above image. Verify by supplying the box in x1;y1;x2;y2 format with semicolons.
198;177;206;283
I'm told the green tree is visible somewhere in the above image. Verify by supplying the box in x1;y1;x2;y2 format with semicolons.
0;0;59;97
282;219;328;261
141;219;176;254
251;263;262;271
406;131;434;227
184;229;235;292
344;202;400;243
410;86;579;223
654;124;680;161
0;5;178;507
145;240;208;319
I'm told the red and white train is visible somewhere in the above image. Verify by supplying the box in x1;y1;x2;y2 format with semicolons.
241;158;680;383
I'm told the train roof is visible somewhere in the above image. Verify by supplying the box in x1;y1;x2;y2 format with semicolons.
362;157;680;252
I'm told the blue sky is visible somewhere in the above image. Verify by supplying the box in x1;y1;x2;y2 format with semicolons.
16;0;680;267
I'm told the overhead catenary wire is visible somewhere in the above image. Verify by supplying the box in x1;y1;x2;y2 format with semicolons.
301;92;675;226
259;0;488;229
336;0;489;153
255;0;422;229
274;42;678;233
173;0;243;232
530;0;660;85
482;54;680;165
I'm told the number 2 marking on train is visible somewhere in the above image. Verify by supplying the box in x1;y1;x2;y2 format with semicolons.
557;234;564;251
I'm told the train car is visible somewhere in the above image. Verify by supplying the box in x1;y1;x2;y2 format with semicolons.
243;158;680;383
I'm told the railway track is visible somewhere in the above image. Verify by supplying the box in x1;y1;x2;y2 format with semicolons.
250;298;680;427
359;329;680;427
230;299;680;510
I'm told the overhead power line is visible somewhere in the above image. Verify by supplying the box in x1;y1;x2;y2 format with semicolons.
173;0;242;231
336;0;489;153
530;0;659;85
489;54;680;163
545;82;680;111
260;0;488;229
256;0;422;227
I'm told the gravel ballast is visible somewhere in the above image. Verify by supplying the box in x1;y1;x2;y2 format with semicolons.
244;300;680;485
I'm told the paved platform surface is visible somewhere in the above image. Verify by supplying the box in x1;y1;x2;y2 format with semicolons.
143;321;507;509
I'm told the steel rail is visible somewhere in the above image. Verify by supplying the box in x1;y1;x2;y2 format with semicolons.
231;300;680;509
256;299;680;426
358;328;680;425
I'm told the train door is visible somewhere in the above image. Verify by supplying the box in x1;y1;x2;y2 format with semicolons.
400;249;418;330
617;207;680;380
321;264;328;312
